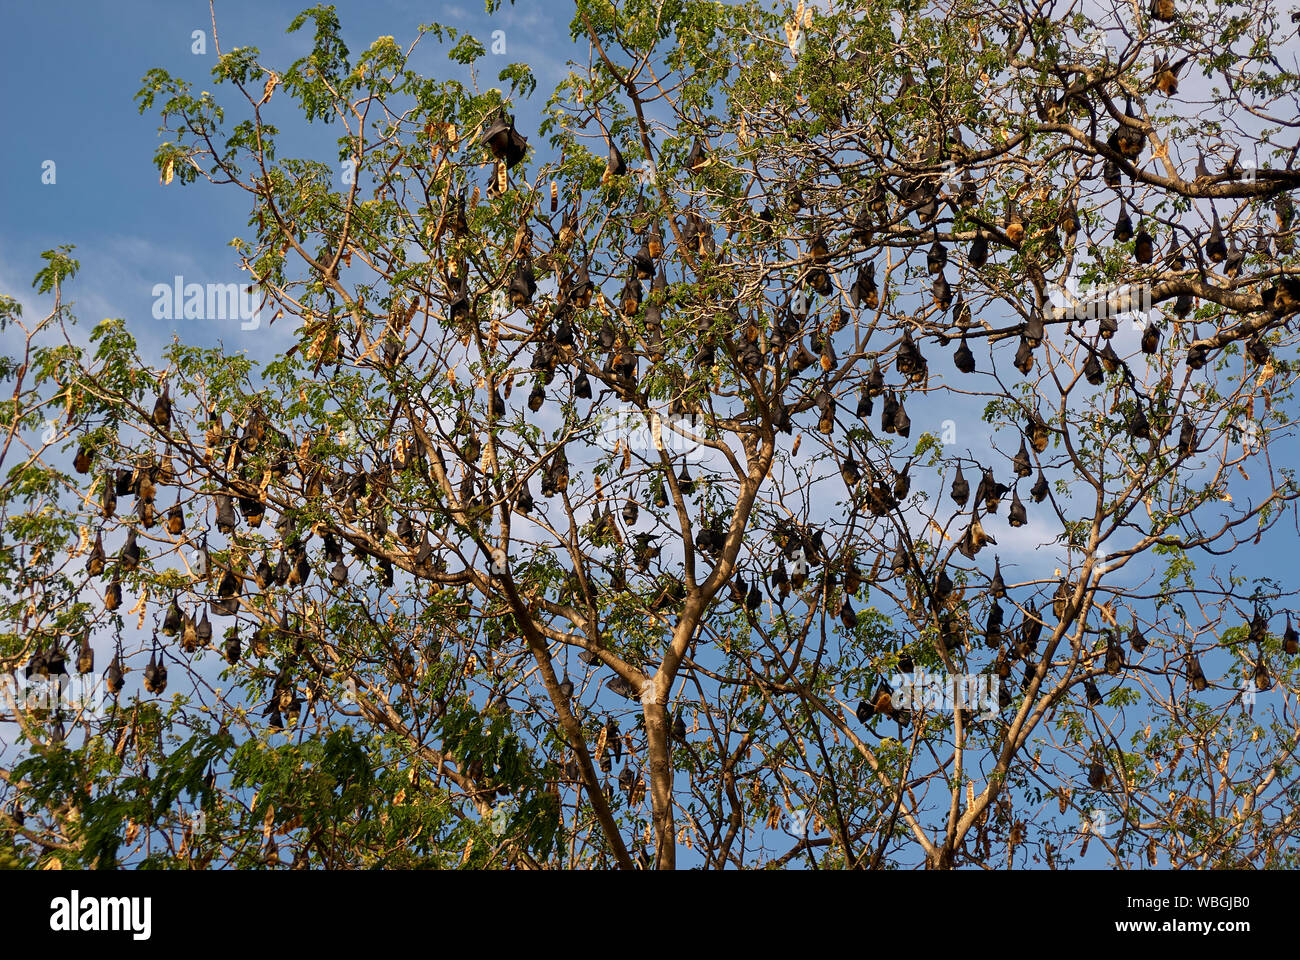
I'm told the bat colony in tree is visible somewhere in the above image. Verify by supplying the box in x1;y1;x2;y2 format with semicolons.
3;0;1300;870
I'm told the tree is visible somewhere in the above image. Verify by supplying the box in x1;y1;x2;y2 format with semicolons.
3;0;1300;870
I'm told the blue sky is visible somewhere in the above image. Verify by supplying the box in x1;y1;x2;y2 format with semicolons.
0;0;567;352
